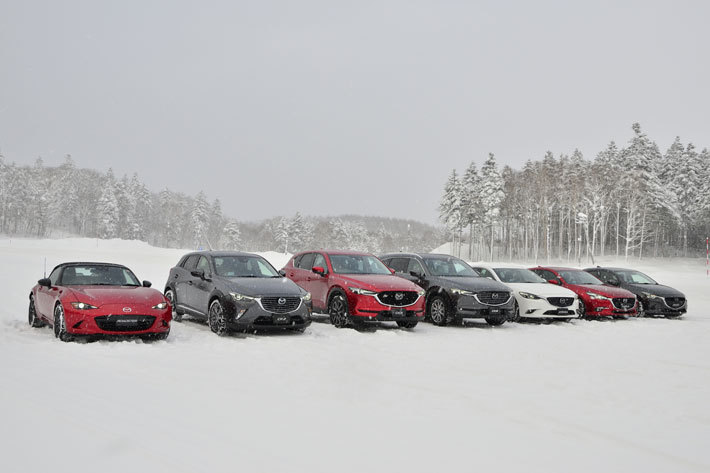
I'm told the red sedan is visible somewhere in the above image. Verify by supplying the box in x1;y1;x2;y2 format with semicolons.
29;262;172;341
530;266;637;318
282;250;425;328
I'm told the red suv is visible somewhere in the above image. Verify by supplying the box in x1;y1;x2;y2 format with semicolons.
282;251;425;328
530;266;637;318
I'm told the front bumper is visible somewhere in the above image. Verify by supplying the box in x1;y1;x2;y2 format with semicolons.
226;298;312;330
454;294;515;319
63;306;172;336
346;292;425;321
643;297;687;316
582;298;637;317
517;296;579;319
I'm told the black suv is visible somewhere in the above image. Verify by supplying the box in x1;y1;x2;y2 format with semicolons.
164;251;312;335
583;266;687;317
379;253;514;326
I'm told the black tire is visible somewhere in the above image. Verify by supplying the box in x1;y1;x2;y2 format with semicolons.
328;292;349;328
396;320;418;329
28;295;45;328
164;289;182;322
485;315;506;326
509;300;522;323
428;296;451;326
578;299;587;318
636;301;646;318
53;304;72;342
208;299;228;336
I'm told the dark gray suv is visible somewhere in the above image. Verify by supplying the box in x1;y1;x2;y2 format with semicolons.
379;253;514;326
164;251;312;335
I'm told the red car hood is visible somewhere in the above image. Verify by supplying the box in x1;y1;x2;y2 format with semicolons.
335;274;422;292
67;286;164;307
566;283;635;298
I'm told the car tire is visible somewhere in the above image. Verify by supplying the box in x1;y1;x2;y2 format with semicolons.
164;289;182;322
28;295;45;328
396;320;418;329
509;300;521;323
637;301;646;318
54;304;71;342
208;299;228;336
485;315;506;326
578;299;587;318
328;292;349;328
428;296;451;326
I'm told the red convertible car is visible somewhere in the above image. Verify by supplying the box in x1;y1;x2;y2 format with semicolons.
28;262;172;341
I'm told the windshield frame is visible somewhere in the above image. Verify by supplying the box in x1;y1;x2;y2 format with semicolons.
59;264;141;287
558;269;603;285
212;255;281;278
614;270;657;285
493;268;546;284
328;254;392;275
422;256;479;277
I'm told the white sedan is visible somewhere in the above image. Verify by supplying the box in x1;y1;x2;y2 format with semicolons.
469;263;579;321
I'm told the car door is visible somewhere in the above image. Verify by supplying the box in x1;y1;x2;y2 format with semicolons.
289;252;315;291
36;267;61;318
190;255;214;314
175;255;199;312
406;258;429;291
308;253;330;311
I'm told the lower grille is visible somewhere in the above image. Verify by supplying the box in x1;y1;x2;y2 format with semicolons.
664;297;686;309
612;298;635;310
94;315;155;332
475;292;511;306
376;291;419;307
547;297;575;307
260;296;301;314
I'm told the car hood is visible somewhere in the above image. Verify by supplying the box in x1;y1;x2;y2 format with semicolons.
566;283;635;298
438;276;511;293
504;282;576;298
335;274;423;292
221;276;305;297
627;283;685;298
67;286;164;307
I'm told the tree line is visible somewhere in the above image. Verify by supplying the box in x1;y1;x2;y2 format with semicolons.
0;154;443;253
439;123;710;262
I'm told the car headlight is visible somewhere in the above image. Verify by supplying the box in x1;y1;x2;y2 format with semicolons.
301;292;312;302
417;290;425;296
586;292;611;301
349;287;377;296
70;302;98;310
152;302;168;310
518;292;542;300
230;292;256;302
451;288;475;296
641;292;662;300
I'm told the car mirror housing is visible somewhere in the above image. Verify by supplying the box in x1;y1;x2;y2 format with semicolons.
191;269;205;279
312;266;326;276
38;278;52;288
548;279;560;285
279;269;286;277
142;280;152;288
409;270;422;279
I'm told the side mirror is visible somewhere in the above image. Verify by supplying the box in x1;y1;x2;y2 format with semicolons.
312;266;326;276
389;267;396;274
548;279;560;285
279;269;286;277
191;269;205;279
409;270;423;279
608;279;620;287
142;280;152;288
38;278;52;288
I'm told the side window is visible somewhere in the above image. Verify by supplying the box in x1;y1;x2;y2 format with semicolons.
476;268;495;280
407;258;425;275
196;256;211;273
603;271;619;285
538;270;558;282
292;254;303;268
183;255;199;270
313;253;328;273
297;253;315;270
48;268;61;286
388;258;409;273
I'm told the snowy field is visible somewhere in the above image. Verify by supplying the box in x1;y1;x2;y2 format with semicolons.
1;238;709;473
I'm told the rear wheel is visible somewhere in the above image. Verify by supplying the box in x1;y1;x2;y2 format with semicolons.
164;289;182;322
328;293;349;328
53;304;71;342
429;296;451;326
396;320;418;329
28;296;45;328
208;299;228;336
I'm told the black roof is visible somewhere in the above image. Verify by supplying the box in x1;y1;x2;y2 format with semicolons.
50;261;131;272
585;266;638;272
380;252;462;259
182;251;257;258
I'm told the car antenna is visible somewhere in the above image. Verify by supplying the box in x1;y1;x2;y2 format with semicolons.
204;235;214;251
44;257;47;278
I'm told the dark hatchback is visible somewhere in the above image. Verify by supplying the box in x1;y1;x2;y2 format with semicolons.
584;267;687;317
379;253;514;326
164;251;312;335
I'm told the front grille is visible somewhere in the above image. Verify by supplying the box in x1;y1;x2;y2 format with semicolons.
547;297;575;307
376;291;419;307
664;297;686;309
612;298;635;310
475;291;511;306
94;315;155;332
260;296;301;314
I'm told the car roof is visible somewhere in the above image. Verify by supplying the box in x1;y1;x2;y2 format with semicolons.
51;261;130;272
322;250;375;256
183;251;257;258
485;262;531;269
530;266;583;271
585;266;634;272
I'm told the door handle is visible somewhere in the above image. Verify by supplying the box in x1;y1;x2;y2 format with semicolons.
188;281;193;285
174;274;178;279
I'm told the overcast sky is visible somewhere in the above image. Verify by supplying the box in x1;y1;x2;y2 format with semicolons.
1;1;708;224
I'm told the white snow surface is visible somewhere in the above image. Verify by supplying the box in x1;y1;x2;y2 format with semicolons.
1;238;709;473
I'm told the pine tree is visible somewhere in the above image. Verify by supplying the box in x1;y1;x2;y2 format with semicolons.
480;153;504;260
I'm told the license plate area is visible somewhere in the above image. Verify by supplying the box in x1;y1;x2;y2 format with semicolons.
273;314;289;324
489;308;501;315
391;308;406;318
557;309;572;315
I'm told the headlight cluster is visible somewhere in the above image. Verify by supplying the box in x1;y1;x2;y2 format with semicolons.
301;292;312;302
519;292;541;300
349;287;377;295
230;292;256;302
451;288;475;296
152;302;168;310
641;292;662;300
586;292;611;301
417;290;425;296
70;302;97;310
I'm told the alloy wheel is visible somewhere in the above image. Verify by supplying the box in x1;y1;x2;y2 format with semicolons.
208;300;227;336
165;289;181;322
429;298;448;326
329;294;348;328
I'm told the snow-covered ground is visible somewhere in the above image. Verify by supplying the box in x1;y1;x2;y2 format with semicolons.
1;238;709;473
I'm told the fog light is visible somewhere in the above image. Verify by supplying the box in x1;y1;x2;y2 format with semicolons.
525;309;535;314
236;309;246;320
596;307;603;312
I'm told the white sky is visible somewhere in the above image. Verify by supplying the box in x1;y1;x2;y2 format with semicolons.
1;1;708;223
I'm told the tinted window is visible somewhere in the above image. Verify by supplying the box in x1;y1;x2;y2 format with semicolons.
407;258;425;275
213;256;280;277
292;254;304;268
494;268;545;283
329;254;391;274
423;257;478;277
297;253;315;270
613;270;657;285
558;270;602;285
196;256;211;273
60;265;140;286
533;269;558;282
183;255;199;270
48;267;61;286
388;258;409;273
475;268;496;279
313;253;328;273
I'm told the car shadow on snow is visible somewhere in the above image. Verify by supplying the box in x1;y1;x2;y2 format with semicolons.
177;316;307;338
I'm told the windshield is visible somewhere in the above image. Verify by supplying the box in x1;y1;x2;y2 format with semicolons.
214;255;280;278
329;254;391;275
423;257;479;277
60;265;140;286
558;270;602;285
494;268;546;284
614;270;657;285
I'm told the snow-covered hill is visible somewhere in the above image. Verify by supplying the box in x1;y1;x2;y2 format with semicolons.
1;238;708;473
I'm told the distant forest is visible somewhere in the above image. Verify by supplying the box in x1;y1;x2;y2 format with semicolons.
439;123;710;262
0;155;444;253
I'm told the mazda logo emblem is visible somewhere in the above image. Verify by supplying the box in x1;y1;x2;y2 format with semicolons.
278;298;286;305
122;307;132;313
492;293;498;299
395;293;404;301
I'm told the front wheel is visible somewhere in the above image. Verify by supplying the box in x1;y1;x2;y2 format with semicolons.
509;300;521;323
328;293;349;328
208;299;228;336
396;320;418;329
578;299;587;318
28;296;45;328
54;304;71;342
429;296;451;326
164;289;182;322
636;301;646;318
